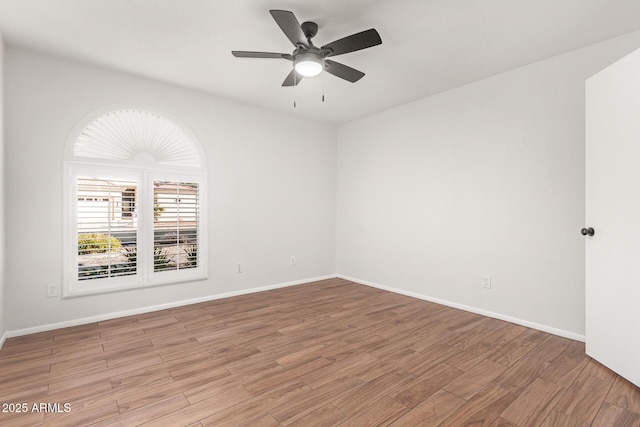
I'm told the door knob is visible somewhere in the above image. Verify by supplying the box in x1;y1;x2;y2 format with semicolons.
581;227;595;237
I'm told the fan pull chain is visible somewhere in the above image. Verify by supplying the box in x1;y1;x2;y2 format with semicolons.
322;59;326;102
293;71;297;108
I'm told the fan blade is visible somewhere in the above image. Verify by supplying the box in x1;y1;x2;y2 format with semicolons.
282;69;303;86
324;60;365;83
232;51;292;60
270;10;308;47
322;29;382;57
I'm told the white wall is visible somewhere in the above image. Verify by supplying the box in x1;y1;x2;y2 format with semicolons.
4;48;336;332
336;31;640;338
0;35;6;345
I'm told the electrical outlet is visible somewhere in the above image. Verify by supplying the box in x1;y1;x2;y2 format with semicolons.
47;283;58;298
236;263;243;274
482;276;492;289
290;256;296;266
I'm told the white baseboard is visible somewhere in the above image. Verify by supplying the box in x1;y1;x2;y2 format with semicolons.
337;274;586;342
4;275;337;339
3;273;585;344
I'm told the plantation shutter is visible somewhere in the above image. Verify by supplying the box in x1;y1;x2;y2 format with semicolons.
153;181;199;272
76;177;138;280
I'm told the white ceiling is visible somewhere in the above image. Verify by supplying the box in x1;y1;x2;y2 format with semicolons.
1;0;640;124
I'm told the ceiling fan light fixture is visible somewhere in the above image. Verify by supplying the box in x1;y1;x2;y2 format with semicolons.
231;10;382;87
294;52;323;77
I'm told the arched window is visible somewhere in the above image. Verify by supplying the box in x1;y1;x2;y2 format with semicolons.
63;109;206;297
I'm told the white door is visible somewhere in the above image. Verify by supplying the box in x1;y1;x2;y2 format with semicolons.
585;47;640;388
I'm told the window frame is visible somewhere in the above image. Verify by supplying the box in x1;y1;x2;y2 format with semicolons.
63;162;207;298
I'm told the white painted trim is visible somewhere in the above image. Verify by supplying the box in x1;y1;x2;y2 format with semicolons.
4;273;586;343
337;274;586;342
5;275;336;339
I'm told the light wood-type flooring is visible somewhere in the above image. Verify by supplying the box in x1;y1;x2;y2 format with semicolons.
1;278;639;426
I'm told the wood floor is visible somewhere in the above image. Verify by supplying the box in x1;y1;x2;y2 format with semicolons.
0;278;639;426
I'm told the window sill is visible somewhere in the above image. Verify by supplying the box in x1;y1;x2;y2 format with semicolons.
63;273;208;298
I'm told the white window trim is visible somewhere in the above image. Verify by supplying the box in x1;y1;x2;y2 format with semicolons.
63;162;207;298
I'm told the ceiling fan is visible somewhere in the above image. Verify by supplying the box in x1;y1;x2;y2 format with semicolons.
232;10;382;86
